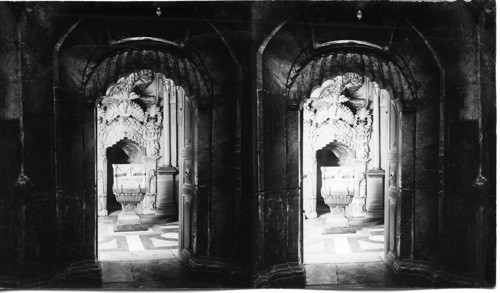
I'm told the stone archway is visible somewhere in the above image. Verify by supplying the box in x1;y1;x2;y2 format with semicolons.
96;69;182;218
302;72;384;221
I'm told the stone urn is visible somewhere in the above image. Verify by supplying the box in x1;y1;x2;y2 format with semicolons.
112;164;148;232
320;166;355;229
321;187;354;228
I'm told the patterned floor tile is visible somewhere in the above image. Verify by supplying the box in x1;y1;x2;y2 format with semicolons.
98;214;179;260
304;215;385;263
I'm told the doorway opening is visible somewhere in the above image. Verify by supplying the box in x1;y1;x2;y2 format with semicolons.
302;72;399;265
95;70;187;262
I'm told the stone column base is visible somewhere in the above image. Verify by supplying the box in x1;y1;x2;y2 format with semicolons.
114;210;146;232
305;212;318;219
98;209;108;217
156;166;178;217
325;213;349;228
365;169;385;219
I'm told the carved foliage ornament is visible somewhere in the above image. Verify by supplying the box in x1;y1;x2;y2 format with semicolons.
98;70;163;157
304;73;373;159
105;69;155;100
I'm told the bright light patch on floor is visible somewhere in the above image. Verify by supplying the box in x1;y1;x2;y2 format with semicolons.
150;238;178;248
367;227;384;232
369;235;384;242
333;237;351;254
307;242;325;253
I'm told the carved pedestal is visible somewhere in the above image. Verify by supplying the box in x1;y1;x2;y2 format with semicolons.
114;193;147;232
323;197;353;228
365;169;385;219
112;164;148;231
156;166;178;217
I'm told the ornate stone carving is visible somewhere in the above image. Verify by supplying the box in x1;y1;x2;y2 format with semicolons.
304;73;372;157
105;69;154;100
145;106;163;157
354;107;373;159
185;166;192;183
98;78;164;156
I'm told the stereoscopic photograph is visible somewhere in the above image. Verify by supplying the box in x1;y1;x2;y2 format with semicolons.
0;0;495;290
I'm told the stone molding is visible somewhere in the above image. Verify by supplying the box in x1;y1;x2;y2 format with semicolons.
179;249;243;285
387;255;484;288
0;260;100;288
251;262;305;288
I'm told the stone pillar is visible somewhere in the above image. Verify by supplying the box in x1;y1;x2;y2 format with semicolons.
303;134;317;219
366;82;384;219
156;165;178;217
170;86;178;167
365;169;385;219
352;159;368;217
163;82;171;167
142;156;159;214
372;82;382;170
97;155;108;217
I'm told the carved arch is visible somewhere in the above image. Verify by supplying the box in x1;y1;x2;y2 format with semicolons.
82;46;212;107
287;52;416;110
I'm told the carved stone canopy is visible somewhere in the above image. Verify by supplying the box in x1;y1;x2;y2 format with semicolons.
304;73;373;160
97;70;166;157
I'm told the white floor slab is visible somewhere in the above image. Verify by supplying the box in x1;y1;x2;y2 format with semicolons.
99;250;176;261
99;239;118;250
126;235;145;251
359;240;384;250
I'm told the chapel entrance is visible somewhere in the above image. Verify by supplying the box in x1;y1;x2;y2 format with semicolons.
302;72;400;264
95;70;196;261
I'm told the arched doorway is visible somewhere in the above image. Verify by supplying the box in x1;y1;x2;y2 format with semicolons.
95;69;196;261
301;72;400;264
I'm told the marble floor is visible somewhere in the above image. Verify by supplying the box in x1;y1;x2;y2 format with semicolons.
95;211;226;288
303;211;385;264
83;209;430;289
98;210;179;261
302;207;409;289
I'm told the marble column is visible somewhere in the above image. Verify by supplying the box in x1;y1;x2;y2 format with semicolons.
366;82;384;219
155;80;179;217
97;155;108;217
163;82;171;167
142;156;159;214
303;129;317;219
351;159;368;217
372;82;382;170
